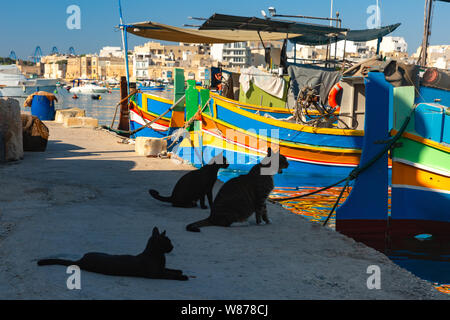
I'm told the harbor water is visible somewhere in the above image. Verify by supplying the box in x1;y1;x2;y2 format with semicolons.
21;87;174;126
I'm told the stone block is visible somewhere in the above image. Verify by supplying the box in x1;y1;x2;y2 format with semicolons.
63;117;98;128
0;98;23;161
55;108;86;123
135;137;168;157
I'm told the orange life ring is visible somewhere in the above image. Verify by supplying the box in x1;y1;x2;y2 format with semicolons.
328;82;342;112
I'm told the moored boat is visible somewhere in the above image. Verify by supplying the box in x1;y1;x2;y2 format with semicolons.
69;83;109;94
335;0;450;255
0;64;57;98
335;69;450;253
110;6;412;190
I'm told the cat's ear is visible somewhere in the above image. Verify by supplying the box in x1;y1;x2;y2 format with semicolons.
209;152;222;165
152;227;160;237
161;230;166;236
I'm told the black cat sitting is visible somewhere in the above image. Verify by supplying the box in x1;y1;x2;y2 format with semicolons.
149;154;229;209
186;148;289;232
37;227;188;281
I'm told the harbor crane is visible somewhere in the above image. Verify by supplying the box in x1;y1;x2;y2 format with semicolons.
31;46;43;63
9;51;17;61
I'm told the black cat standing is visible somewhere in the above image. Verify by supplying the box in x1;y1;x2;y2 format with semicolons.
149;154;229;209
37;227;188;281
187;148;289;232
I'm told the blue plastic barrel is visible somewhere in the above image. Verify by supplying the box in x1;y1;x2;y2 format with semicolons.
31;95;55;121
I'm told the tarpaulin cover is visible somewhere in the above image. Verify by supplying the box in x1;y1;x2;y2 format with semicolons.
198;13;400;46
199;13;347;36
126;14;400;46
288;23;401;45
125;21;303;43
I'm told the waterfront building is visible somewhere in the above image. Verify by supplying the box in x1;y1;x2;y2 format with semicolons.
411;45;450;69
99;46;124;58
211;42;251;68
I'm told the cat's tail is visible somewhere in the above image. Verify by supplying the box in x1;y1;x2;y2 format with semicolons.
37;259;77;267
149;189;172;203
186;218;212;232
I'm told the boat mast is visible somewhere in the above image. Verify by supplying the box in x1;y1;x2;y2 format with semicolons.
118;0;131;91
419;0;434;67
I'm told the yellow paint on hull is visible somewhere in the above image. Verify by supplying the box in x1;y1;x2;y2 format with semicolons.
392;161;450;192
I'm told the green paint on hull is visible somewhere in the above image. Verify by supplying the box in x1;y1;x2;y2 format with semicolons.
393;86;416;133
173;68;185;112
185;79;198;120
393;137;450;173
200;89;211;116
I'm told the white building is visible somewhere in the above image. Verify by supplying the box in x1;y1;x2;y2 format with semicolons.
366;36;408;54
99;46;124;58
433;56;449;69
133;53;151;80
211;42;251;68
412;45;450;69
289;36;408;61
132;47;152;80
210;44;224;62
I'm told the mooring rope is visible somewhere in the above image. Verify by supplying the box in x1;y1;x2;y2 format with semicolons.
102;94;186;136
110;89;140;129
270;105;416;227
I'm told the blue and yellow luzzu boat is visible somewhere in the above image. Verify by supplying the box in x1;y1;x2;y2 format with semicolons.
129;79;365;188
336;69;450;253
118;12;401;186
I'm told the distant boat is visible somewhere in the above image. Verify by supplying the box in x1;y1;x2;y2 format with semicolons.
137;81;165;91
69;84;109;94
0;65;57;98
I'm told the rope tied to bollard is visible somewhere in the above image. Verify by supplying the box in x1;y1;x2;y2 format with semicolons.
103;94;186;136
110;89;140;129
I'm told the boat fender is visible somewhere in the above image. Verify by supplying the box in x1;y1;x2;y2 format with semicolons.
328;82;342;112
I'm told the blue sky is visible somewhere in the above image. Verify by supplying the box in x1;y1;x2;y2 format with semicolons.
1;0;449;59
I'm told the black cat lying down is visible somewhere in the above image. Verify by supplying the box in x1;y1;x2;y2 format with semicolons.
37;227;188;280
149;154;229;209
186;148;289;232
